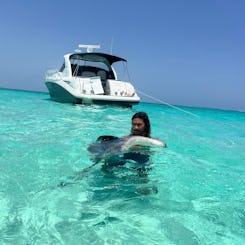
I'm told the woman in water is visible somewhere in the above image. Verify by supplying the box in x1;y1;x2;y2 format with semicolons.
99;112;153;172
123;112;151;165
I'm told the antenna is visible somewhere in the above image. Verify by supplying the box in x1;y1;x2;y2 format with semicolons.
78;44;100;53
110;37;114;54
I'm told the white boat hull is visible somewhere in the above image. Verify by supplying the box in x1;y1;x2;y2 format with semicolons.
45;80;140;107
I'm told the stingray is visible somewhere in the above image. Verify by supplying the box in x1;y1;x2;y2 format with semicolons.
87;135;165;158
85;135;165;174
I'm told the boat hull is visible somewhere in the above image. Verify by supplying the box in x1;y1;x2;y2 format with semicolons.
45;81;139;107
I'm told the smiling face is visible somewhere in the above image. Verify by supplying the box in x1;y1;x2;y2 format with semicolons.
131;118;146;136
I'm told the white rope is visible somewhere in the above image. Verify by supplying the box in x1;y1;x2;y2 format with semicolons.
137;90;199;118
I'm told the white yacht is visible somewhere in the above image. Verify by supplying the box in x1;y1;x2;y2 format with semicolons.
45;44;140;106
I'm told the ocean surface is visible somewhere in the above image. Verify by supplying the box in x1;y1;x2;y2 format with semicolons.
0;89;245;245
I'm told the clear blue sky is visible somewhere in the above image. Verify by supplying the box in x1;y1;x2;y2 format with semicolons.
0;0;244;111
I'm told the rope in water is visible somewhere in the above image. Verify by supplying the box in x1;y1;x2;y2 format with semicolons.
137;90;199;118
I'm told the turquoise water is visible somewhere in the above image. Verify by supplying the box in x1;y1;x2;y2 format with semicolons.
0;89;245;244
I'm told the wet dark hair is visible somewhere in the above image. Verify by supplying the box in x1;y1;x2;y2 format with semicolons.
131;112;151;137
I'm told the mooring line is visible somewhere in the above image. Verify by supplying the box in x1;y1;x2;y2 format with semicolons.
137;90;199;118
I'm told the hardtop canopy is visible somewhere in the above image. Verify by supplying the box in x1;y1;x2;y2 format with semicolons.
69;52;127;66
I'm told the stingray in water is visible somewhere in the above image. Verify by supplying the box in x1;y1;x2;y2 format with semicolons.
87;135;166;169
87;135;165;157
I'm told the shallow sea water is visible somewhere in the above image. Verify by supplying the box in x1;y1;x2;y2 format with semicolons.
0;89;245;244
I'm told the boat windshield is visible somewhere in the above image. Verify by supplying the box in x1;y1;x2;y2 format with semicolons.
70;58;109;71
70;53;126;65
70;54;111;69
70;58;108;77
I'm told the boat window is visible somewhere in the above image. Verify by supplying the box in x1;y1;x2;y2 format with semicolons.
111;61;129;81
59;63;65;72
70;58;115;78
70;58;109;71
